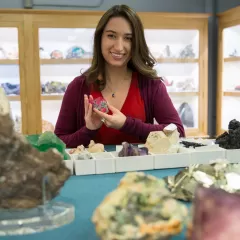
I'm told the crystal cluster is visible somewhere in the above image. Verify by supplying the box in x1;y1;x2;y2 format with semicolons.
118;142;148;157
68;140;104;160
215;119;240;149
145;124;180;154
92;172;188;240
0;88;71;209
165;160;240;201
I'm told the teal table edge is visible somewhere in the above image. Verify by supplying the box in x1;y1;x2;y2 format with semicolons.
1;145;190;240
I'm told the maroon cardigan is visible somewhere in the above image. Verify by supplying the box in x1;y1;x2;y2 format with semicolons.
54;73;185;148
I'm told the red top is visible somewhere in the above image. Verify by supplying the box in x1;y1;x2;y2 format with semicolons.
91;72;146;145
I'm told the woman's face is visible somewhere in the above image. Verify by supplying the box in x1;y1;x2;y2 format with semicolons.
101;17;132;68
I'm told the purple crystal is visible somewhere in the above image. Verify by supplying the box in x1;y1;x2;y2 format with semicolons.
191;186;240;240
118;142;148;157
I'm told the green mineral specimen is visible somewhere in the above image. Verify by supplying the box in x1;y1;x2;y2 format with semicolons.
25;132;70;160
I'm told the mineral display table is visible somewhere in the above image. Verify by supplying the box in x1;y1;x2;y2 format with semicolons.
1;146;190;240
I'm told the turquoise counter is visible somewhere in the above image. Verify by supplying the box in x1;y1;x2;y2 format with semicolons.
1;146;189;240
1;169;189;240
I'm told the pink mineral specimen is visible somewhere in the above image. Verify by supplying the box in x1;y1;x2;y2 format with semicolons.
90;97;109;113
191;186;240;240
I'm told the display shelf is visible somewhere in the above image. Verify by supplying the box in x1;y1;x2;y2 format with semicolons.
168;91;198;96
0;202;75;236
223;91;240;97
41;95;63;100
41;100;62;127
217;6;240;134
35;19;206;136
7;96;20;101
0;10;208;136
40;58;199;65
156;58;198;63
222;96;240;130
0;26;22;133
41;58;92;65
172;95;199;129
224;56;240;62
41;92;199;101
0;59;18;65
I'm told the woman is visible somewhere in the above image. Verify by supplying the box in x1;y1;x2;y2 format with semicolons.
54;4;185;148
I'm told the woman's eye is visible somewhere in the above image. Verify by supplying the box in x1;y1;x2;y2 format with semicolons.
125;37;132;41
108;34;116;39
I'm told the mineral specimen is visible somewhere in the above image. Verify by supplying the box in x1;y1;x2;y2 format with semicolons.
145;127;180;154
0;88;71;209
88;140;104;153
164;159;240;201
89;96;109;113
118;142;148;157
191;186;240;240
215;119;240;149
92;172;188;240
180;141;206;148
179;44;195;59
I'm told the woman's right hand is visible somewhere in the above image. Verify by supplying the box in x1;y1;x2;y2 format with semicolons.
84;94;103;130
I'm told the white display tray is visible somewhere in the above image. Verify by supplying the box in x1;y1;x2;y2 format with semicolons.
63;159;74;174
225;149;240;163
65;145;240;176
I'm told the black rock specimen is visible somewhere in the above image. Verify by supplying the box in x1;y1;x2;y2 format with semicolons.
180;141;206;148
215;119;240;149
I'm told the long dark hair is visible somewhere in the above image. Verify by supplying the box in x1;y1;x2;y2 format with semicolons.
83;5;158;89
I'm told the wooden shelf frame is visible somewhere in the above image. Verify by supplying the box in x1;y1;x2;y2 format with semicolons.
217;6;240;135
39;58;199;65
224;56;240;62
223;91;240;97
0;59;19;64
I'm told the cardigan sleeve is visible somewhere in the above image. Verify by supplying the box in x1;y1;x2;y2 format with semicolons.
54;77;99;148
119;80;185;140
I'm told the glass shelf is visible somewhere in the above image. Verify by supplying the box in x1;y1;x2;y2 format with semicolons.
223;25;240;58
146;29;199;131
172;95;199;129
0;201;75;236
39;28;95;130
221;24;240;129
222;96;240;130
0;27;21;132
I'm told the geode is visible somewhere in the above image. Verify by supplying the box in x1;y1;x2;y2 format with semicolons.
0;88;71;209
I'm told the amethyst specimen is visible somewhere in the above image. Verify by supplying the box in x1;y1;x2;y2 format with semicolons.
0;88;71;209
191;186;240;240
118;142;148;157
215;119;240;149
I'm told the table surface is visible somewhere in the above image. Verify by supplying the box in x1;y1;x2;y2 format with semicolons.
2;146;190;240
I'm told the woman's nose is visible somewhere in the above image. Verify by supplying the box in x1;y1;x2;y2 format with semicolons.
113;38;124;51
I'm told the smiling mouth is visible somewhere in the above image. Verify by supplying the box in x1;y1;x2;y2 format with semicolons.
110;52;125;58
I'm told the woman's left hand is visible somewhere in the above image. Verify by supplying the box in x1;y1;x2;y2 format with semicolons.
93;103;126;130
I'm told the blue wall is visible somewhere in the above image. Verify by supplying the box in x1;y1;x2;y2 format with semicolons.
0;0;209;12
217;0;240;12
1;0;239;13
